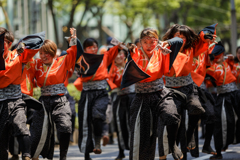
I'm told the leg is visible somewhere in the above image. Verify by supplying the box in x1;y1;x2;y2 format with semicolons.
59;132;70;160
52;96;72;160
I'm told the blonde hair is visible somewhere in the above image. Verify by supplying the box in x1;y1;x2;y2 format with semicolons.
39;40;57;57
140;28;158;40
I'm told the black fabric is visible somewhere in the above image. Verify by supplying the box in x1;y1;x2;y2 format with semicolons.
65;93;76;136
30;95;72;159
167;37;183;70
78;89;109;153
0;99;30;160
77;52;104;77
210;42;225;57
214;91;240;153
129;88;180;160
17;31;45;50
0;32;5;70
113;93;135;151
198;23;217;39
120;53;150;89
59;132;70;160
17;135;31;158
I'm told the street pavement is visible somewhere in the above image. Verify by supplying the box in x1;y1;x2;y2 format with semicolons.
37;138;240;160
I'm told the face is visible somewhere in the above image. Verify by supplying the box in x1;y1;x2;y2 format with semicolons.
115;50;126;65
174;31;186;51
216;54;224;63
84;42;98;54
140;36;158;55
40;51;54;65
3;39;12;57
237;48;240;61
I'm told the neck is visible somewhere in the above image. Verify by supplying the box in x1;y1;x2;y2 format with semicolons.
115;62;125;68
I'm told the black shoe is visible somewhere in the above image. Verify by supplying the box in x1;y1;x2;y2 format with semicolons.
115;154;125;160
202;146;216;155
209;154;222;159
93;137;102;154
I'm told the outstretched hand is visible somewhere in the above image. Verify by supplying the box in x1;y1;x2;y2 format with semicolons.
70;28;76;39
16;43;25;55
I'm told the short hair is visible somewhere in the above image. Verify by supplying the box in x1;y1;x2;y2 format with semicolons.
140;28;158;40
39;40;57;57
0;27;14;43
134;38;140;45
83;38;98;50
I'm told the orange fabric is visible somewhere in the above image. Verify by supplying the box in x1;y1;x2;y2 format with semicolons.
27;46;77;88
73;77;83;91
21;58;35;96
130;47;165;83
0;49;39;89
191;46;214;86
164;34;210;78
206;61;236;86
108;62;124;88
226;59;240;84
78;46;119;82
64;68;74;87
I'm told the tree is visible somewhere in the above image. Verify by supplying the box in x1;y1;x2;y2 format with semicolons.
0;0;11;31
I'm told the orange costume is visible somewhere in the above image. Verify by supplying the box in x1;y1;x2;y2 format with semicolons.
206;51;240;157
206;61;236;88
77;45;120;154
191;46;214;87
126;43;183;160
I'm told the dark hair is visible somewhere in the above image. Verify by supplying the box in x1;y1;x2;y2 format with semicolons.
0;27;14;43
39;40;57;57
134;38;140;45
236;46;240;53
162;24;199;51
83;38;98;50
234;46;240;63
120;49;127;58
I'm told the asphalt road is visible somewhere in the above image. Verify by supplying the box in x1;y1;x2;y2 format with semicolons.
37;138;240;160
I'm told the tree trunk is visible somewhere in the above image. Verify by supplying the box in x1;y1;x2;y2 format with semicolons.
0;1;12;31
48;0;59;47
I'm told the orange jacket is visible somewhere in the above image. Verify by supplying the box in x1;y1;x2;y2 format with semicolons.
130;48;166;83
191;46;214;86
20;58;36;96
108;62;124;88
73;77;83;91
27;46;77;88
206;61;236;86
225;58;240;84
0;49;39;89
164;34;210;78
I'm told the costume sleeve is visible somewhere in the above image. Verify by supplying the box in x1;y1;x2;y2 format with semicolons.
193;35;210;57
105;46;120;67
64;45;77;70
206;65;218;81
225;58;234;70
19;49;39;64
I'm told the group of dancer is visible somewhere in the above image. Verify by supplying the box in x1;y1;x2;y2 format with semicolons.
0;21;240;160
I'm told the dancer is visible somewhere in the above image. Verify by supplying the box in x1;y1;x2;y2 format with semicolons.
108;49;135;160
26;28;77;160
0;27;45;160
76;37;120;160
191;44;216;155
158;24;217;160
206;43;240;159
122;28;185;160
